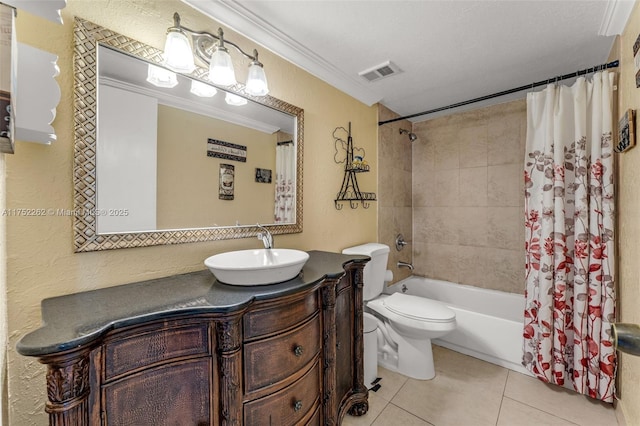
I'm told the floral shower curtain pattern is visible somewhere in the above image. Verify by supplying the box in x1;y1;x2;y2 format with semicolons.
274;142;295;223
523;71;616;402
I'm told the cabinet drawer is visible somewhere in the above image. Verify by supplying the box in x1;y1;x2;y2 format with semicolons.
105;323;209;380
244;290;318;339
244;360;320;426
244;314;320;393
104;358;211;425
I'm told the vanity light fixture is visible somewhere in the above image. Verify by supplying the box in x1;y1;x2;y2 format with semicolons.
146;64;178;88
190;80;218;97
163;12;269;97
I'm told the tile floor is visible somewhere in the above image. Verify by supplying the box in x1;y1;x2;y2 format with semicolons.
343;346;619;426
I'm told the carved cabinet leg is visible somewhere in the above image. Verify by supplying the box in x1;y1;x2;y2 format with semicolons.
40;349;91;425
351;264;369;406
348;401;369;417
321;279;338;426
216;315;244;426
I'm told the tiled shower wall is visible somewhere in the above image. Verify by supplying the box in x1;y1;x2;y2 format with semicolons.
378;105;413;284
411;100;526;294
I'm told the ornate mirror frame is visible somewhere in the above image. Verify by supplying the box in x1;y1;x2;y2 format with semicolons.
73;18;303;252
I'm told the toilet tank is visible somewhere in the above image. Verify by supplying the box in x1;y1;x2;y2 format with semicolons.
342;243;390;301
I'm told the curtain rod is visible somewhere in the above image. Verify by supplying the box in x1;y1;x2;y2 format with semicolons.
378;60;619;125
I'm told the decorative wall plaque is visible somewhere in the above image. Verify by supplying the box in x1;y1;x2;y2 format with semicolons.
219;164;235;200
616;109;635;153
255;168;272;183
207;139;247;162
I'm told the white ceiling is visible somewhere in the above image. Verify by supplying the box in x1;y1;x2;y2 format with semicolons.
182;0;635;122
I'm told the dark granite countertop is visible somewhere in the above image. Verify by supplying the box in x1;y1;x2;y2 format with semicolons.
17;251;368;357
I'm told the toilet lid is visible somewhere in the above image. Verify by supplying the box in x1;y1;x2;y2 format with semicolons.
383;293;455;322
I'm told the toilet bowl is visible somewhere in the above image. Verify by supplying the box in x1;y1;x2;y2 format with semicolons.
367;293;455;379
342;243;456;380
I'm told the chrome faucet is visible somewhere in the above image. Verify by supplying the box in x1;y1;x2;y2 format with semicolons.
256;223;273;249
397;261;413;271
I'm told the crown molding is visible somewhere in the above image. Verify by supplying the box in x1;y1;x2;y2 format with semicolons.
599;0;636;36
181;0;382;106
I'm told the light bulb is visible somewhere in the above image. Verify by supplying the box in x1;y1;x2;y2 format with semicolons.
162;29;195;73
146;64;178;88
190;80;218;97
225;92;247;106
208;46;237;86
245;62;269;96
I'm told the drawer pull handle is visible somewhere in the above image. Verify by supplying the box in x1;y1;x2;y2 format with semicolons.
293;345;304;357
294;400;303;412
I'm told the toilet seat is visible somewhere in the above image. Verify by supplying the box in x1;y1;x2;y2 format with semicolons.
383;293;455;323
367;294;456;334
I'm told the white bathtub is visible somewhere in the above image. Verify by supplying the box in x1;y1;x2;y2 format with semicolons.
386;276;531;375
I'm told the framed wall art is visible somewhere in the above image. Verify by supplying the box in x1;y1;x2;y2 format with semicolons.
207;138;247;162
255;168;272;183
616;109;635;153
219;163;235;200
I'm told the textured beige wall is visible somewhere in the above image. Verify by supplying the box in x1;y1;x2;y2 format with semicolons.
612;2;640;424
378;105;413;283
156;105;276;229
411;100;526;294
6;1;377;424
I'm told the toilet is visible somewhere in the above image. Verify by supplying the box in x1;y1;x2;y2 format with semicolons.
342;243;456;380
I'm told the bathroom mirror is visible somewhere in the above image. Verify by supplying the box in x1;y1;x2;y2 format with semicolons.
73;18;303;252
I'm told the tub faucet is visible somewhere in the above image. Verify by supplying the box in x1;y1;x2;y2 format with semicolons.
397;261;413;271
256;223;273;249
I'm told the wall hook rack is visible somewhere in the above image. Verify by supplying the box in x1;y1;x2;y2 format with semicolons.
333;122;376;210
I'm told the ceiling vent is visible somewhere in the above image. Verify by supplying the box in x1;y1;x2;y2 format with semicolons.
358;61;402;82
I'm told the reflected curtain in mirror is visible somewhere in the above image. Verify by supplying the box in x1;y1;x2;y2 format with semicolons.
275;141;295;223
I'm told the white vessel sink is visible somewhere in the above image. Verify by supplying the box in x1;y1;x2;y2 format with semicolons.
204;249;310;286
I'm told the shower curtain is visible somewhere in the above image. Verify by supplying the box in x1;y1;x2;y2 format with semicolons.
523;71;616;402
274;143;295;223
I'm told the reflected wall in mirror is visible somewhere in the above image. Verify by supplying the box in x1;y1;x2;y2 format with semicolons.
74;18;303;252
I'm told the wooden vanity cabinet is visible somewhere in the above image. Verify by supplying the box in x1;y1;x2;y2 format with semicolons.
24;254;368;425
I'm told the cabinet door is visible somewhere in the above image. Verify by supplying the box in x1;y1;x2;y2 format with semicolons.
335;281;355;401
103;358;211;425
